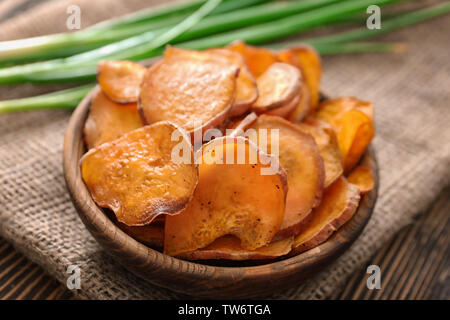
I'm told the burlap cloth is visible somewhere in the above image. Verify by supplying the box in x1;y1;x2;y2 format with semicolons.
0;0;449;300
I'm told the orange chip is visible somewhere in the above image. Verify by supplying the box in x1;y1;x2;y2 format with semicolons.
292;176;360;254
178;235;293;261
206;48;257;116
315;97;375;173
248;115;324;239
139;48;239;134
339;110;374;173
83;89;142;149
296;118;343;188
165;47;257;117
97;60;146;103
227;40;280;77
315;97;373;120
252;62;301;113
347;166;374;194
287;84;311;122
81;122;198;226
117;221;164;248
164;136;288;256
278;45;321;112
265;92;300;118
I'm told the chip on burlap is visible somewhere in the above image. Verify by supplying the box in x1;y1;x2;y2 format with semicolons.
0;0;449;300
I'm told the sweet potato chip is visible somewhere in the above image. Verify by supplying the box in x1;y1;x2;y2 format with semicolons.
339;110;374;173
81;122;198;226
83;89;142;149
164;136;288;256
316;97;373;121
165;47;257;116
315;97;374;173
252;62;301;113
206;48;257;116
118;221;164;248
287;85;311;122
178;235;293;261
139;50;239;134
296;118;343;188
292;176;360;254
278;45;321;111
265;92;299;118
248;115;324;239
231;70;258;116
97;60;146;103
347;165;374;194
227;40;280;77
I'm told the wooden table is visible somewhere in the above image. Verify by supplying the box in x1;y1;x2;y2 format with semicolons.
1;185;448;300
332;186;449;300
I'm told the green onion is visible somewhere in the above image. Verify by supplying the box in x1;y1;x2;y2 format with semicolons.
306;1;450;45
144;0;223;51
0;84;94;113
108;0;347;60
324;11;405;26
88;0;215;30
91;0;269;30
71;0;333;63
0;0;342;81
0;0;399;84
0;0;268;65
174;0;343;43
0;0;224;84
176;0;401;50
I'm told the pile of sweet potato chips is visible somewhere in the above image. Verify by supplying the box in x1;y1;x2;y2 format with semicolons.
80;41;375;261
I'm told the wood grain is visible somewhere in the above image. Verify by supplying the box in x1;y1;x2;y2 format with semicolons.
0;238;72;300
331;185;450;300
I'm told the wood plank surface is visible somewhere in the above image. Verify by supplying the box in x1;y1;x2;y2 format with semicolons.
331;185;449;300
0;185;448;300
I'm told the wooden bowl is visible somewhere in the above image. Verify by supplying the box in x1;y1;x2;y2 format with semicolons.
63;86;378;299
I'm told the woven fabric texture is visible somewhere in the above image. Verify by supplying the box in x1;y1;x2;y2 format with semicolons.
0;0;449;299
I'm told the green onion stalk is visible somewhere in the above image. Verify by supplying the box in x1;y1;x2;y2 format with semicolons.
306;1;450;45
90;0;270;30
310;41;405;55
0;0;346;83
0;0;399;84
0;85;95;113
0;0;270;65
